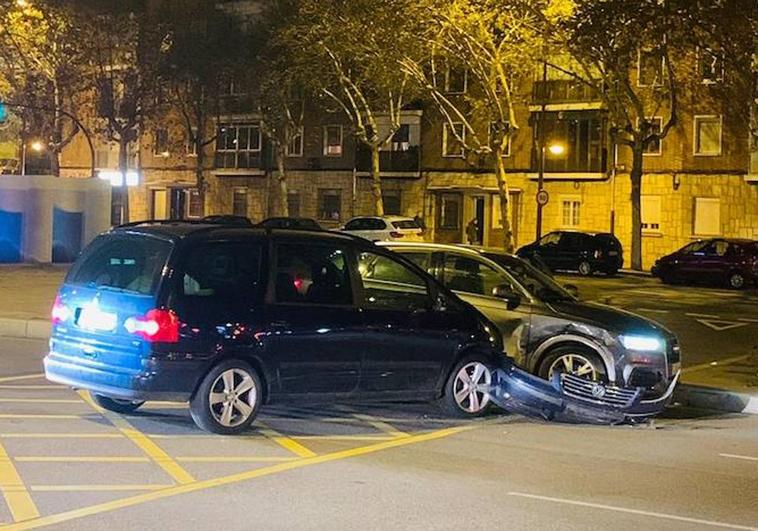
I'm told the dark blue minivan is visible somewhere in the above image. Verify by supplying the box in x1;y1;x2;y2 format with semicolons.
45;222;502;434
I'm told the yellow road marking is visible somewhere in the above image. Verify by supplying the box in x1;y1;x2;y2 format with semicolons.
349;413;408;438
147;433;266;440
15;457;150;463
0;399;81;404
292;435;395;441
3;425;470;530
77;391;194;485
257;423;317;458
0;375;45;384
0;441;39;522
0;415;82;420
0;434;123;439
175;456;298;463
0;386;66;390
30;485;172;492
682;354;751;374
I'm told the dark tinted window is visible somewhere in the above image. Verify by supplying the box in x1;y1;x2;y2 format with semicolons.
68;236;172;295
345;218;385;231
357;251;430;310
391;220;419;230
539;232;561;246
560;233;588;248
275;244;352;305
594;234;621;249
181;242;262;301
397;251;432;273
442;254;505;296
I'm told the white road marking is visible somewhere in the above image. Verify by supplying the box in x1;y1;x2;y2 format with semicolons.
686;312;721;318
719;453;758;463
738;318;758;323
695;319;749;332
508;492;758;530
636;308;670;314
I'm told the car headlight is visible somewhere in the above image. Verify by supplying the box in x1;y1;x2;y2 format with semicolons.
620;334;664;352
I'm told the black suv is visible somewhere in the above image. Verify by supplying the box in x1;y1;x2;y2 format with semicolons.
45;222;501;434
518;231;623;276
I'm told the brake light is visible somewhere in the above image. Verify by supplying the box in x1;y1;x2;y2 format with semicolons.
51;296;71;324
390;231;404;238
124;309;180;343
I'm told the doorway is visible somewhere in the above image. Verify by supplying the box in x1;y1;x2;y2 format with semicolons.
473;196;485;244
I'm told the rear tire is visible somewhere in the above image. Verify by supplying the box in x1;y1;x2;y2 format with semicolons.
578;261;593;276
440;356;493;418
190;359;262;435
91;393;144;414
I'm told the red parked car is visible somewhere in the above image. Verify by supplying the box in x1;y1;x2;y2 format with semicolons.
651;238;758;289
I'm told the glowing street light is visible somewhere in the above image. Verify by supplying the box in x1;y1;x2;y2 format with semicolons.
30;140;44;152
547;143;565;156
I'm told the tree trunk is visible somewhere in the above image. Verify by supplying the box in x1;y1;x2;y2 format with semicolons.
118;137;130;224
630;145;644;271
275;144;288;217
195;140;206;216
51;78;62;177
495;149;514;253
370;144;384;216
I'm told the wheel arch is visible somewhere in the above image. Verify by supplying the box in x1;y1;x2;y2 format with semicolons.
530;335;617;383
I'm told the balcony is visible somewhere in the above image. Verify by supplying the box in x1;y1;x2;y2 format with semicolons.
355;145;420;175
532;79;600;105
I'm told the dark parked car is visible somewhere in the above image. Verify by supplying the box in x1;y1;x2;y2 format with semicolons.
45;222;503;434
202;215;253;226
652;238;758;289
518;231;623;276
258;217;322;230
381;242;680;404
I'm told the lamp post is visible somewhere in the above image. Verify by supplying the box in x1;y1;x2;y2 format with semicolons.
535;141;565;240
22;139;44;176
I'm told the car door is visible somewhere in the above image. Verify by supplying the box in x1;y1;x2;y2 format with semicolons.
263;240;364;397
555;232;583;270
697;240;731;281
680;240;717;281
356;249;465;399
440;252;531;359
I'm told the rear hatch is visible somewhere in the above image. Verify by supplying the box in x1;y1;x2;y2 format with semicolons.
391;219;424;241
49;233;174;381
594;234;622;262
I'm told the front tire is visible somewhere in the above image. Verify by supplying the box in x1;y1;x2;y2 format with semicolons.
538;345;606;383
728;271;746;290
91;393;144;414
441;357;493;418
190;360;262;435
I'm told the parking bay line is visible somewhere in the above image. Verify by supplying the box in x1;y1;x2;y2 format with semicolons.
348;413;408;438
0;434;124;439
77;391;195;485
0;441;40;522
0;374;46;384
719;453;758;463
0;399;81;404
257;423;318;458
1;425;470;531
508;492;758;531
30;485;172;493
15;457;150;463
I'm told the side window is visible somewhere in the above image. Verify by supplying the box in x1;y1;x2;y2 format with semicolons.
369;219;387;230
274;244;352;305
712;240;729;257
560;233;583;249
181;242;262;302
442;254;507;297
357;251;430;311
539;232;561;246
397;251;432;274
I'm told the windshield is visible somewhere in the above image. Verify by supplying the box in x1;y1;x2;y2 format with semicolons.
484;253;575;302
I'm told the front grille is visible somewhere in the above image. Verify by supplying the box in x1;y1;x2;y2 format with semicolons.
561;374;640;409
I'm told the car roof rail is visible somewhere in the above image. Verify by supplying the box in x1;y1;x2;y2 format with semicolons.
114;219;218;229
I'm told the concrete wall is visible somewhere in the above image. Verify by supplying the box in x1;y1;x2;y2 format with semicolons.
0;175;111;263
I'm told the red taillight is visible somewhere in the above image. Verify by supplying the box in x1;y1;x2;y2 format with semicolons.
124;309;179;343
51;295;71;324
390;231;404;238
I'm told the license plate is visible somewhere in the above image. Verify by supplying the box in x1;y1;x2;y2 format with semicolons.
608;251;618;256
77;305;117;332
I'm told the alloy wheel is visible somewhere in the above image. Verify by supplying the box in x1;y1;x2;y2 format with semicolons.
729;273;745;289
208;368;258;428
578;261;592;276
452;362;492;413
548;353;600;381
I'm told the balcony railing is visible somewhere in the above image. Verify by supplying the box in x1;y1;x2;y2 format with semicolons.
532;80;599;104
356;145;420;174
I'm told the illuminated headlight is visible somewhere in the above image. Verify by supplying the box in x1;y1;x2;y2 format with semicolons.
620;334;664;352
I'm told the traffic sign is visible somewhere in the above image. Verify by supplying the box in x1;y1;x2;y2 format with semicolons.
536;189;549;206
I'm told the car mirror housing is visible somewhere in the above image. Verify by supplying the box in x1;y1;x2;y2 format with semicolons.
492;285;521;310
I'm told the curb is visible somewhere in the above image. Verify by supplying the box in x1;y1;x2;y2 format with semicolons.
619;269;653;277
0;318;51;340
674;384;758;415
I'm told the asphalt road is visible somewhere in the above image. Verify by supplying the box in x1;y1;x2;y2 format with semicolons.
0;337;756;530
556;274;758;369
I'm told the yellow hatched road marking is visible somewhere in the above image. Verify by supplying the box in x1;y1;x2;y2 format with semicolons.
3;425;470;530
0;434;123;439
292;435;395;441
15;457;150;463
0;441;39;522
0;399;81;404
0;374;45;384
0;415;82;420
349;413;408;438
257;423;317;458
30;485;172;492
0;386;66;390
175;456;298;463
77;391;194;485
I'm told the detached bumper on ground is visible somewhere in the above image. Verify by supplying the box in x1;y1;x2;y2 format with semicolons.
489;361;679;424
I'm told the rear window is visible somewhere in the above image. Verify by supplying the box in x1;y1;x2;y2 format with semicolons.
594;234;621;248
391;220;419;230
67;235;172;295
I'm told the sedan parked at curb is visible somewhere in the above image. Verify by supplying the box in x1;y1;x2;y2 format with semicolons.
340;216;423;242
652;238;758;289
380;242;680;403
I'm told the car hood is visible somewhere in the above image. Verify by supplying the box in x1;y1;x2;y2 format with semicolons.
545;300;671;337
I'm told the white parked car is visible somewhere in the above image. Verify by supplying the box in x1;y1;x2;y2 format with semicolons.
340;216;424;242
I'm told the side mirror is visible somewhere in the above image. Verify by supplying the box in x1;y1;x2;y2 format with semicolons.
433;293;449;313
564;284;579;297
491;284;522;310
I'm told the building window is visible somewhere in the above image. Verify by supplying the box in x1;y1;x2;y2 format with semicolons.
637;46;665;86
95;148;111;169
698;47;724;84
232;188;248;217
561;196;581;227
642;117;663;155
538;112;606;173
391;124;410;151
438;193;462;230
445;66;467;94
185;189;203;219
286;126;304;157
693;197;720;236
694;115;722;156
490;121;511;156
323;125;343;157
153;128;169;157
641;195;662;232
382;190;402;215
215;123;262;169
442;122;465;158
318;189;341;221
186;128;198;157
287;192;300;217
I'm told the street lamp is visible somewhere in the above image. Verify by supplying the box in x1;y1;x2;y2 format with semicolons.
535;140;566;240
21;139;44;176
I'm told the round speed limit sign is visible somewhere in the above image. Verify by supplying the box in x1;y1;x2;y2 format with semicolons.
536;189;549;206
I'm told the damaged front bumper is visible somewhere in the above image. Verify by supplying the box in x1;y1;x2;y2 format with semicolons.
489;361;680;425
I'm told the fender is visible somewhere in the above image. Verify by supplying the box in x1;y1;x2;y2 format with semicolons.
531;334;617;383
